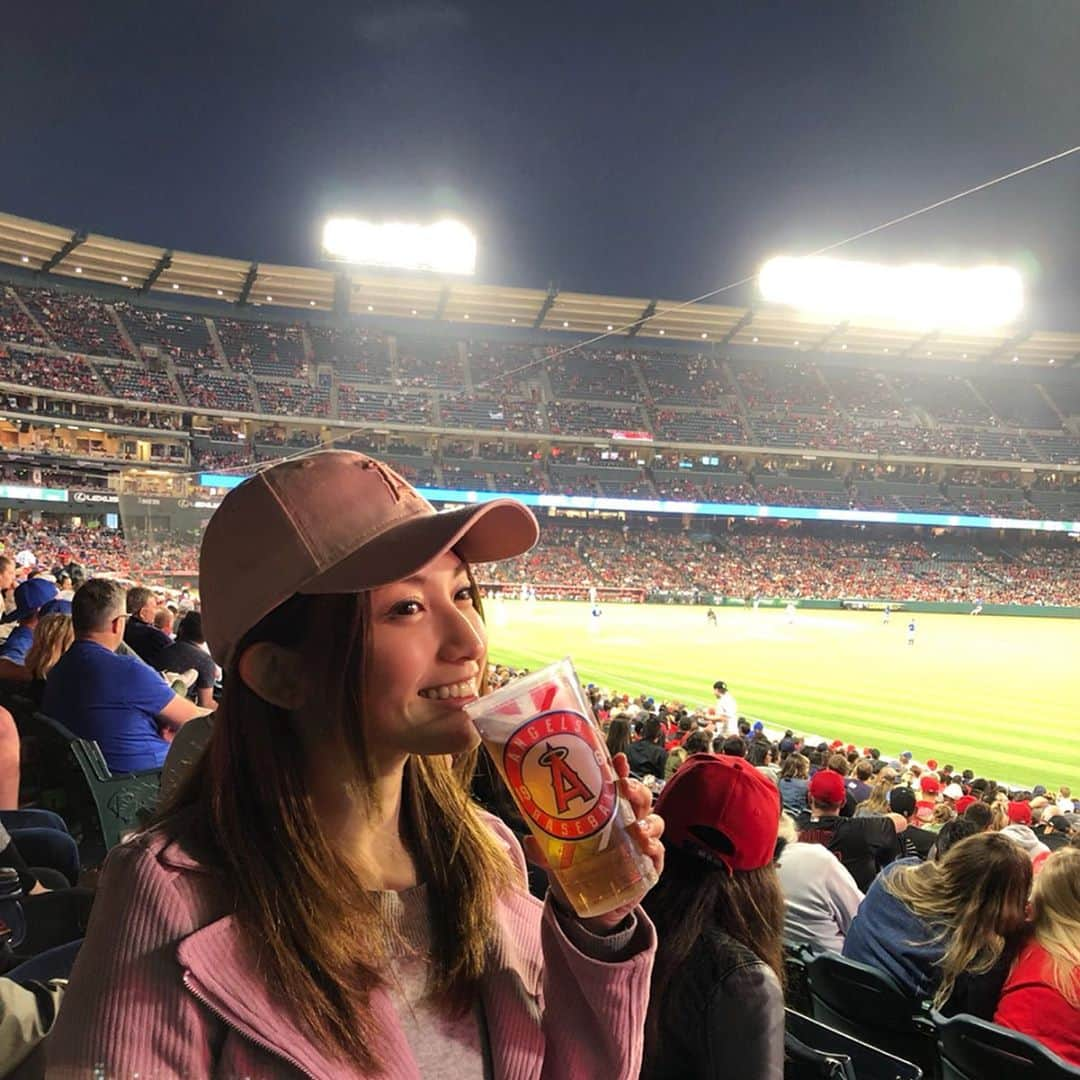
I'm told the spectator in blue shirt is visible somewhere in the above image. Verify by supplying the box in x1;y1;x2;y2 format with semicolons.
44;579;210;774
0;578;58;666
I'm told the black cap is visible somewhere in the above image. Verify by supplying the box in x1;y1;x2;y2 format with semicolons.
890;787;917;817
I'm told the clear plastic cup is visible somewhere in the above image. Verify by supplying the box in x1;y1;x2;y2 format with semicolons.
466;657;658;918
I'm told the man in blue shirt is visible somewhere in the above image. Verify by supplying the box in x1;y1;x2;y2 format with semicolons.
0;577;58;665
44;579;210;774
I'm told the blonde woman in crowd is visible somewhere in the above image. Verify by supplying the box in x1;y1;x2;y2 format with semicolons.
0;610;74;806
990;800;1011;832
843;832;1031;1017
994;847;1080;1065
854;769;897;818
24;612;74;683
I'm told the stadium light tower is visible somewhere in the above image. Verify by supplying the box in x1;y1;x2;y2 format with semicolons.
321;217;477;275
758;255;1023;331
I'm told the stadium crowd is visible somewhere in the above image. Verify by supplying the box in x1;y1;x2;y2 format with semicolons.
0;287;1078;1074
1;282;1079;475
562;672;1080;1071
482;525;1080;606
3;517;1079;607
0;451;1072;1075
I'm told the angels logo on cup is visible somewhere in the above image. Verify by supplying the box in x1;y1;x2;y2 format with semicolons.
503;709;617;840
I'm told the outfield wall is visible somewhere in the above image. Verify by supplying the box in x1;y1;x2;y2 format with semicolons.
648;593;1080;619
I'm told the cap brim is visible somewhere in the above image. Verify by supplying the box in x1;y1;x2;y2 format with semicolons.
299;498;539;595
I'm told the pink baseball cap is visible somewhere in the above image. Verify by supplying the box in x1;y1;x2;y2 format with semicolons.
199;451;539;666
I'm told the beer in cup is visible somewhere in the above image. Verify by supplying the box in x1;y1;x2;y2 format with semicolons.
466;657;658;918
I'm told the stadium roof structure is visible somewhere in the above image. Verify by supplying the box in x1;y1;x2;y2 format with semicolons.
1;209;1078;367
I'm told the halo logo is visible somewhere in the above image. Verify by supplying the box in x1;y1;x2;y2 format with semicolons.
503;709;617;840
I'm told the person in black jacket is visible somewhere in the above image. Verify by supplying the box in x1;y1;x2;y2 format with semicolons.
796;768;902;891
889;786;938;860
641;754;785;1079
627;715;667;780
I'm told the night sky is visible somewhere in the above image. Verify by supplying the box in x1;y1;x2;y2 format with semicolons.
3;1;1079;325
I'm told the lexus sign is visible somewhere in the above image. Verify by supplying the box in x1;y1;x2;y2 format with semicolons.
72;491;119;505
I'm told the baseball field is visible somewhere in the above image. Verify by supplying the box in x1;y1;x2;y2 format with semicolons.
486;600;1080;791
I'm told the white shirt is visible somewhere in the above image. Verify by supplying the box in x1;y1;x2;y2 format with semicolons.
715;691;738;733
706;693;737;736
777;841;864;954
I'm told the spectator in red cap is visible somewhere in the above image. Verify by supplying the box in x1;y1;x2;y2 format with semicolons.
1008;801;1034;827
642;754;785;1079
954;794;977;816
926;759;938;772
796;769;904;891
915;774;942;824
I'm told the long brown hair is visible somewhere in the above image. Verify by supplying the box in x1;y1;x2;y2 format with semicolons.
884;831;1031;1008
781;752;809;780
641;844;785;1068
162;584;515;1070
605;716;632;759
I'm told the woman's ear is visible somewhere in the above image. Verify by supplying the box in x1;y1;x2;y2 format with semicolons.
236;642;307;710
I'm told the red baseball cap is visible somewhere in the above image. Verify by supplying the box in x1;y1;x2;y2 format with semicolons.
955;795;977;815
846;744;856;755
926;759;938;771
808;769;847;807
655;754;780;873
920;775;942;795
1007;801;1033;825
829;740;844;750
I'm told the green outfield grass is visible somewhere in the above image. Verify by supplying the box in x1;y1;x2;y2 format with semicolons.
487;601;1080;791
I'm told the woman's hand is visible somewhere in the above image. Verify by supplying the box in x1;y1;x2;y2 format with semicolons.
522;752;665;934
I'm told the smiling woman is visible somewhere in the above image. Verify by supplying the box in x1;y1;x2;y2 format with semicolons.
47;450;663;1079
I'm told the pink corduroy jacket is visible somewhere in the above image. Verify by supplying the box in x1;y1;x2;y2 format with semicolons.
46;812;656;1079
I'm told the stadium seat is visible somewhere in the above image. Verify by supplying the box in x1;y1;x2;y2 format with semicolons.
806;951;939;1079
934;1012;1080;1080
785;1031;856;1079
786;1009;923;1080
783;940;816;1014
20;712;161;869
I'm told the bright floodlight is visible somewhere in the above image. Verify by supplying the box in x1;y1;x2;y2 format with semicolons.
758;255;1023;331
321;217;476;275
